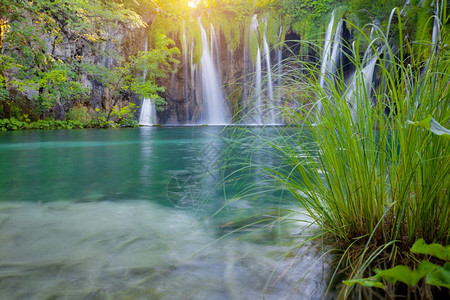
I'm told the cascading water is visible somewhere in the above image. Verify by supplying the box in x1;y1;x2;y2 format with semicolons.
345;53;378;119
329;20;343;83
247;14;280;125
139;98;157;126
190;40;197;123
198;19;228;125
255;47;263;124
420;1;441;78
317;11;344;116
262;18;275;123
319;11;335;89
139;34;157;126
318;10;379;119
317;10;335;113
431;0;440;55
248;15;262;124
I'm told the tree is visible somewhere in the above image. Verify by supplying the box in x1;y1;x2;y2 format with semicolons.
86;34;180;120
0;0;146;119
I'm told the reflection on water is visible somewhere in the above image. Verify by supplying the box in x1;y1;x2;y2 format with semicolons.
0;127;331;299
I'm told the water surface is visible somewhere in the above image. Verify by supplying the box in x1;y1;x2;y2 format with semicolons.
0;127;330;299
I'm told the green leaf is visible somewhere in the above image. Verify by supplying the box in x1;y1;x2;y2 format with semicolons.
376;261;438;286
426;262;450;288
407;116;450;139
343;277;384;289
410;239;450;261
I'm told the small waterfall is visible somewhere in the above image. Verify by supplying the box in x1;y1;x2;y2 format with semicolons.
317;10;336;112
319;11;335;90
139;99;157;126
139;34;157;126
345;54;378;119
329;20;343;82
198;19;228;125
317;10;344;115
255;47;262;124
249;15;262;124
262;17;275;123
244;14;283;125
431;0;440;55
421;0;441;77
190;40;196;123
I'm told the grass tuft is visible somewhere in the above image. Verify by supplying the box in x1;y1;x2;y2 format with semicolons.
262;6;449;299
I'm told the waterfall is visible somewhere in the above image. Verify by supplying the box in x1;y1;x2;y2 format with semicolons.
317;10;344;115
139;99;157;126
317;10;335;113
243;14;283;125
255;47;262;124
139;34;157;126
421;0;441;77
345;54;378;119
319;11;335;90
329;20;343;83
190;40;196;123
249;15;262;124
431;0;440;55
262;18;275;123
198;19;228;125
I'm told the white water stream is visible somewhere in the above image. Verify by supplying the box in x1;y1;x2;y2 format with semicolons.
199;20;228;125
139;35;157;126
262;18;275;123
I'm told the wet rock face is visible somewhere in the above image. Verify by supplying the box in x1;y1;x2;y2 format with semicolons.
158;30;246;125
81;25;148;113
159;64;190;124
7;17;151;119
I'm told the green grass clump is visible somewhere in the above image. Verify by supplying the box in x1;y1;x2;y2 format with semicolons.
266;7;449;299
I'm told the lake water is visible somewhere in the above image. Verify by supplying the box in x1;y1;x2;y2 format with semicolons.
0;127;331;299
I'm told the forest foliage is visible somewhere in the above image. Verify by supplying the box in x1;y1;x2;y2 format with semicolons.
0;0;178;126
0;0;443;127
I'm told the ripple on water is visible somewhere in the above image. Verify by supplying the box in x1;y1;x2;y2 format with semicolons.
0;201;332;299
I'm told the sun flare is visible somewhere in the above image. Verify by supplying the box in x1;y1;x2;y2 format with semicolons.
188;0;200;8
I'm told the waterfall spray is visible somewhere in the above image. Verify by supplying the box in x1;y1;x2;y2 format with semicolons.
317;10;336;113
198;19;228;125
262;17;275;123
139;34;157;125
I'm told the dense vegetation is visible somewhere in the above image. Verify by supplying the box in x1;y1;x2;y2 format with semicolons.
0;0;448;298
0;0;178;128
1;0;441;129
265;3;449;299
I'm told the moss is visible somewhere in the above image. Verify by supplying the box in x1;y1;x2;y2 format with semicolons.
265;11;281;47
214;13;243;52
226;85;242;121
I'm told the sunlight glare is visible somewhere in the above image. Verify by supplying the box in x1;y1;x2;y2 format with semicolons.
188;0;200;8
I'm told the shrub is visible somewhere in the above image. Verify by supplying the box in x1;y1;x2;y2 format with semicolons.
265;7;449;298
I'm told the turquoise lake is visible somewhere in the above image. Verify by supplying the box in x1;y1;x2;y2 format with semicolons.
0;127;330;299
